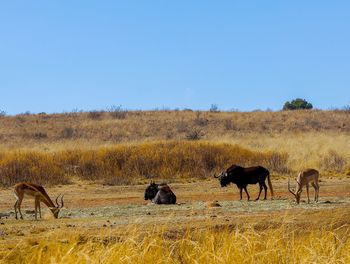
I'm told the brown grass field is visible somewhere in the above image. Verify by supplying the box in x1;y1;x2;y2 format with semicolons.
0;179;350;263
0;110;350;263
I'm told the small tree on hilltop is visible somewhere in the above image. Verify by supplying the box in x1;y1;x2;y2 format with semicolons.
210;104;219;112
283;98;313;110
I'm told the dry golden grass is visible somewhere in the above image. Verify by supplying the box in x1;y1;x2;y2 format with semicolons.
0;110;349;263
0;110;349;186
0;154;349;264
0;141;288;186
217;132;350;174
1;211;350;264
0;110;349;147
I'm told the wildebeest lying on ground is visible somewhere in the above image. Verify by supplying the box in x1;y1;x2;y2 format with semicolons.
144;181;177;204
215;165;274;201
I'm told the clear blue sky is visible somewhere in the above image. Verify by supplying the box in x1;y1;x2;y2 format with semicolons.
1;1;349;114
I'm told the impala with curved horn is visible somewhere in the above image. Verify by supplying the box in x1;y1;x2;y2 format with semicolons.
288;169;320;204
14;182;64;220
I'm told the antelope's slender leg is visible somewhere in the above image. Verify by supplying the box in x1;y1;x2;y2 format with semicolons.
34;197;39;220
239;188;243;200
34;198;37;220
38;200;42;218
314;182;319;202
14;200;18;220
17;194;24;220
306;184;310;203
311;183;316;202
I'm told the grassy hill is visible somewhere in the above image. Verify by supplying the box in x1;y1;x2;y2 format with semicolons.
1;109;349;146
0;110;349;186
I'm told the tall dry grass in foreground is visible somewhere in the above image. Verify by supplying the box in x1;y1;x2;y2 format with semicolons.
0;141;288;186
1;222;349;264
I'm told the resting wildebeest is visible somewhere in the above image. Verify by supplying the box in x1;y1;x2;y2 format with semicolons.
215;165;274;201
144;182;176;204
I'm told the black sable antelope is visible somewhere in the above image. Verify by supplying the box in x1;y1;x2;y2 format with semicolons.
215;165;274;201
144;182;176;204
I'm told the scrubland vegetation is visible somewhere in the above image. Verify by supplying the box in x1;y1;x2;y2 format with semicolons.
0;142;288;186
0;108;349;264
0;110;349;186
1;109;350;146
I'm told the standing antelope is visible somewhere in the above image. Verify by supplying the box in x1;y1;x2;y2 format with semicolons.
288;169;320;204
215;165;274;201
14;182;64;220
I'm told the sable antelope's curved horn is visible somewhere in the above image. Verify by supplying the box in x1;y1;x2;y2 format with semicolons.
55;194;62;207
60;195;64;208
214;174;219;178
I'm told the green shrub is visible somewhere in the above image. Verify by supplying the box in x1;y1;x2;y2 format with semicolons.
283;98;313;110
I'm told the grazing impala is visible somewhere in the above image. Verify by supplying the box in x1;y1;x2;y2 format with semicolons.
14;182;64;220
288;169;320;204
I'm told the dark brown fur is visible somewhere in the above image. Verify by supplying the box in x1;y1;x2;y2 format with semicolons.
216;165;274;201
144;182;176;204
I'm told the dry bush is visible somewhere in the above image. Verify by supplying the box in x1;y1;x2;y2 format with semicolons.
0;152;69;186
224;119;236;130
263;151;290;174
320;149;347;173
60;127;75;139
0;142;289;186
194;112;209;127
88;110;103;120
176;120;188;133
32;132;48;139
108;105;127;119
186;129;204;140
194;117;208;127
